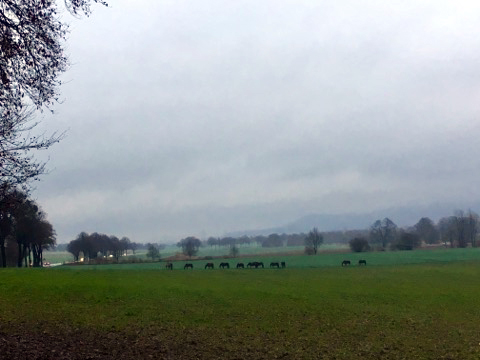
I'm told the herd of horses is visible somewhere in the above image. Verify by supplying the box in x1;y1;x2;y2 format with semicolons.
164;259;367;270
163;261;287;270
342;259;367;266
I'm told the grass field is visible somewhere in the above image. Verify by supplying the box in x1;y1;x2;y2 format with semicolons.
53;246;480;271
2;248;480;359
42;243;349;264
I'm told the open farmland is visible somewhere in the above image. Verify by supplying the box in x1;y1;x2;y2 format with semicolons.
2;250;480;359
57;246;480;270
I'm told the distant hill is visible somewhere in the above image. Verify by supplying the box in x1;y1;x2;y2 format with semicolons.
226;202;476;237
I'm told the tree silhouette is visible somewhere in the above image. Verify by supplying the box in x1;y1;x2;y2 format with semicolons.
1;1;107;188
304;227;323;255
177;236;201;258
414;217;439;245
370;218;397;249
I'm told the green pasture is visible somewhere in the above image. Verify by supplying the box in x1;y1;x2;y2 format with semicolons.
54;247;480;271
1;249;480;358
43;243;348;265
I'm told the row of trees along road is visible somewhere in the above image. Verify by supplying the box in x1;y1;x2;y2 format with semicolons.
0;185;55;267
67;232;135;262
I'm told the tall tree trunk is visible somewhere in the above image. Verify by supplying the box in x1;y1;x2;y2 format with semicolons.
26;246;31;267
17;243;24;267
0;234;6;268
0;242;5;268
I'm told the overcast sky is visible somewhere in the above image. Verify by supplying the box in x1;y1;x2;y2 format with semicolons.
33;0;480;243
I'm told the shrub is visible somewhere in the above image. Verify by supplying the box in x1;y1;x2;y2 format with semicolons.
304;247;315;255
349;237;370;252
391;232;421;250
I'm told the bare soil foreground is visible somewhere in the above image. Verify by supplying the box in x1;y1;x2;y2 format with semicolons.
2;320;477;360
0;324;306;360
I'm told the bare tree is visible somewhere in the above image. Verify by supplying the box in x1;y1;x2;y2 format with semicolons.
414;217;439;245
0;109;63;189
1;0;107;189
1;0;108;115
370;218;397;249
304;227;323;255
8;192;55;267
466;210;478;247
146;243;160;260
437;216;457;247
177;236;201;258
453;210;468;248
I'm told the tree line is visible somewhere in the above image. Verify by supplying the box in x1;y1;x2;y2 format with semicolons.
363;210;479;251
67;232;136;262
203;230;369;249
0;185;55;267
62;209;480;263
174;210;480;258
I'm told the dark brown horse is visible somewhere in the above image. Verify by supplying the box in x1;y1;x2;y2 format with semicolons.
184;263;193;269
281;261;286;268
236;263;244;269
247;261;264;269
205;262;214;269
219;262;230;269
358;260;367;266
270;262;280;268
341;260;351;266
165;263;173;270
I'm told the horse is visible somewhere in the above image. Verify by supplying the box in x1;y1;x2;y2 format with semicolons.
205;262;214;269
219;262;230;269
281;261;286;268
341;260;351;267
247;261;264;269
184;263;193;269
165;263;173;270
236;263;244;269
270;262;280;268
358;260;367;266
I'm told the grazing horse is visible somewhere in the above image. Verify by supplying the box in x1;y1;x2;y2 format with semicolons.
184;263;193;269
236;263;244;269
219;262;230;269
359;259;367;266
165;263;173;270
247;261;263;269
205;262;214;269
281;261;286;268
270;262;280;268
341;260;351;266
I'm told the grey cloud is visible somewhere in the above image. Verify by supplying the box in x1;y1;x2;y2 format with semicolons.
32;0;480;242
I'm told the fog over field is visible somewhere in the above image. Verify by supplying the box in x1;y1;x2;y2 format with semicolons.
34;1;480;242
